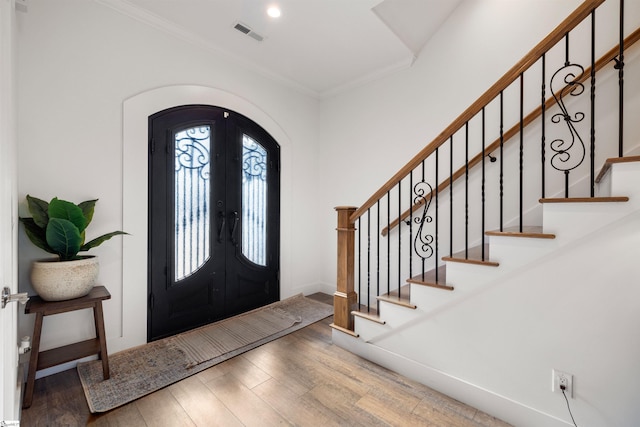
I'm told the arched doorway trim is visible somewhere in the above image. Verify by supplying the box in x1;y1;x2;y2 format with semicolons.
118;85;291;351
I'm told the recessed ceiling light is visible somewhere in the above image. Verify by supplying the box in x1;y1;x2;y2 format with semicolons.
267;6;281;18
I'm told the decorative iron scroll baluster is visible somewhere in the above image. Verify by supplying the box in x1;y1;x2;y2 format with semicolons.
412;181;434;260
549;61;586;196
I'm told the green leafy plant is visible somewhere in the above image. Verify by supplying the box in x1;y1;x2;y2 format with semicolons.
19;195;128;261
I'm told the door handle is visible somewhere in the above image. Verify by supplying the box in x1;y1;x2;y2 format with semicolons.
1;287;29;309
217;211;226;243
230;211;239;246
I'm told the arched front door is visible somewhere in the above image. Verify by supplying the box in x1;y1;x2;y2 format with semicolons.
148;105;280;341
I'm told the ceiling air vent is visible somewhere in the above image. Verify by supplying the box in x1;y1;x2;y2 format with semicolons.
233;22;264;42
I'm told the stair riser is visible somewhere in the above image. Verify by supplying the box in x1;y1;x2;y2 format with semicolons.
488;237;556;272
542;202;632;244
354;316;389;342
378;300;420;327
609;162;640;199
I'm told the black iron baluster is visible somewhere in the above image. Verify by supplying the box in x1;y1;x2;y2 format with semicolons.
519;73;524;232
465;122;469;258
590;10;596;197
618;0;625;157
481;108;486;261
541;54;546;199
421;161;426;281
398;181;402;298
499;91;504;231
449;135;454;256
357;216;361;311
564;33;570;197
409;170;413;282
376;200;380;310
367;209;371;312
387;190;391;297
435;148;439;281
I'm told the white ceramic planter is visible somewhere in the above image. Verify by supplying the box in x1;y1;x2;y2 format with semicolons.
30;256;99;301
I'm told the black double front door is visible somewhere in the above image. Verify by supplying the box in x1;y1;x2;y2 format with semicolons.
148;105;280;341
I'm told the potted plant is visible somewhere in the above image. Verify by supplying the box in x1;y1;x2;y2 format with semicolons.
19;195;128;301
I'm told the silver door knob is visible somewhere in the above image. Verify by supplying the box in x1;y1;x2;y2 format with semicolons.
1;287;29;309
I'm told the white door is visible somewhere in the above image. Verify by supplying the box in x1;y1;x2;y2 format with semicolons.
0;0;19;423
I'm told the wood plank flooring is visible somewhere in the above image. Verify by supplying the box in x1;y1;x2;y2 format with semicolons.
21;293;511;427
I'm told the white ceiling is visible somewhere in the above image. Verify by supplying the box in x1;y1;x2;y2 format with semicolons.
98;0;463;98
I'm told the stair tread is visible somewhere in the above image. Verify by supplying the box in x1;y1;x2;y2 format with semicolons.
353;302;379;317
377;285;416;309
352;310;385;324
442;244;499;267
595;155;640;183
539;196;629;203
407;265;453;291
486;225;556;239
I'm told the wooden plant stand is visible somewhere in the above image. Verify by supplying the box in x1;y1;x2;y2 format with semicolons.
22;286;111;408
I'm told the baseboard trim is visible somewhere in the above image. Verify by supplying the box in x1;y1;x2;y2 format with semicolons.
331;330;573;427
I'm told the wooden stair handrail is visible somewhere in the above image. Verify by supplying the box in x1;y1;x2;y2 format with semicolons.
350;0;605;224
381;26;640;236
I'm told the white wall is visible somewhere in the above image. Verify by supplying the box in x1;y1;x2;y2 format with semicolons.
16;0;323;361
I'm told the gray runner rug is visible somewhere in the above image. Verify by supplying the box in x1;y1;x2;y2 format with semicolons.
77;294;332;413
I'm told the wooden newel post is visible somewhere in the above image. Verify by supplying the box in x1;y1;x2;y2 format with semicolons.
333;206;358;332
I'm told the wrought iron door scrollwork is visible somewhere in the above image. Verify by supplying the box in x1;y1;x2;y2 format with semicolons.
175;126;211;180
242;136;267;182
412;181;434;259
549;63;586;172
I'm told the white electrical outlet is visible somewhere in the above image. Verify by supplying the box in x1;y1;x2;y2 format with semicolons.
552;369;573;398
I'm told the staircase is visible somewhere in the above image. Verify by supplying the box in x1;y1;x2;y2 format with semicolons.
334;157;640;426
330;1;640;425
352;157;638;339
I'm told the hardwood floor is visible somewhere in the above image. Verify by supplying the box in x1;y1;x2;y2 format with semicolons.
21;293;511;427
